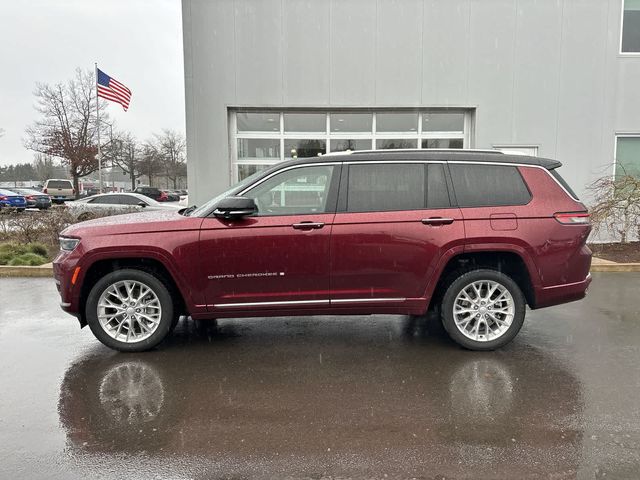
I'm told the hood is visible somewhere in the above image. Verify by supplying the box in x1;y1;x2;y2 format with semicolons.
61;210;202;238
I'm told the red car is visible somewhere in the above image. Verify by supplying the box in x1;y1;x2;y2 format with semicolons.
54;149;592;352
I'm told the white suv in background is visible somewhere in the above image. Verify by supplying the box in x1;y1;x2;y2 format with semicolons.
43;179;75;203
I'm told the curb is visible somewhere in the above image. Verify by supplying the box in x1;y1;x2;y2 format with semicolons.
590;263;640;272
0;264;54;278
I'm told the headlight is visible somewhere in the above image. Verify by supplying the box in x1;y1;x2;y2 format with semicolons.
59;237;80;251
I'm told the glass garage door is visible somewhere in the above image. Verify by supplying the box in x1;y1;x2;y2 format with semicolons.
231;109;471;181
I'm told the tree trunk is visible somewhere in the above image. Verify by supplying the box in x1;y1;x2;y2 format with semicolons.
72;174;80;199
130;173;136;191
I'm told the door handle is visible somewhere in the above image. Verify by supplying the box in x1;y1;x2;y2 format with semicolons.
292;221;325;230
421;217;454;226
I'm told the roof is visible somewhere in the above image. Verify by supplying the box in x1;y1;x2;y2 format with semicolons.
292;149;562;169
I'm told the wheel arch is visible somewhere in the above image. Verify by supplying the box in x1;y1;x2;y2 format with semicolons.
426;249;537;312
78;256;189;328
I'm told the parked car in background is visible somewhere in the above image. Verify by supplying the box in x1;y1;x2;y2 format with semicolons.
133;186;167;202
162;190;180;202
0;188;28;212
43;179;75;203
55;149;592;353
8;188;52;210
66;192;181;221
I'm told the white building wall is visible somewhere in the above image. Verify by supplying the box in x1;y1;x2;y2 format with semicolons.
183;0;639;206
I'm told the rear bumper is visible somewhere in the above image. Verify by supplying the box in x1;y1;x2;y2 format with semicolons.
533;273;592;309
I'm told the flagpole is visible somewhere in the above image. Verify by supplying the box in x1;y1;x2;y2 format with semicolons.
95;62;103;193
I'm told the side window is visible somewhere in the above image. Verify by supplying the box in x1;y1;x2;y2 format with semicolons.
449;164;531;207
119;195;143;206
91;195;119;205
347;163;425;212
244;165;335;216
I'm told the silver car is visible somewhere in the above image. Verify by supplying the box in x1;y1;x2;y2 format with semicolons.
67;192;181;221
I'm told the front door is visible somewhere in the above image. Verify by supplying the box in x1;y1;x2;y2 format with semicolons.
330;162;465;306
199;164;340;311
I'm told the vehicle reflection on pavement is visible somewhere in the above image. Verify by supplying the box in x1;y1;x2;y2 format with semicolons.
58;314;583;478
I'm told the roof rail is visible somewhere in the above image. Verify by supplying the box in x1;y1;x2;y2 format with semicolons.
323;148;503;156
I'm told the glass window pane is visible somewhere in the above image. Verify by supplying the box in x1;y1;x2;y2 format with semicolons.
623;0;640;53
237;112;280;132
422;138;464;149
284;113;326;133
422;113;464;132
237;139;281;159
330;139;372;152
377;139;417;149
376;113;417;132
245;165;334;215
616;137;640;177
284;139;326;159
330;113;372;132
347;164;425;212
450;164;531;207
238;164;271;181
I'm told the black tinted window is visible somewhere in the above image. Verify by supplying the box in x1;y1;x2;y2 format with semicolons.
90;195;119;205
119;195;144;205
347;164;425;212
450;164;531;207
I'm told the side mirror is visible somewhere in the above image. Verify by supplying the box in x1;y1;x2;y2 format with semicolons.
137;202;147;207
213;196;257;219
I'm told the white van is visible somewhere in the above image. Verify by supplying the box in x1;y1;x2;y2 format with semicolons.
43;179;75;203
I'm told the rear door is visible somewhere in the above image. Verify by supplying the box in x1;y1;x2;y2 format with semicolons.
330;161;465;306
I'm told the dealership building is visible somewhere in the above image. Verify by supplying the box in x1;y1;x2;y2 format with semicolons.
182;0;640;206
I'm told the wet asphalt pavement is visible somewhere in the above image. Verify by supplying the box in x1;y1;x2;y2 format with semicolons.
0;273;639;479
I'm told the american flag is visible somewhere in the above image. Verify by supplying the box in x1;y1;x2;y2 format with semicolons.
97;68;131;111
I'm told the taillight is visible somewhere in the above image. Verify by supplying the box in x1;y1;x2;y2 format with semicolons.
27;195;34;200
43;188;48;194
72;188;76;194
554;212;590;224
0;196;6;201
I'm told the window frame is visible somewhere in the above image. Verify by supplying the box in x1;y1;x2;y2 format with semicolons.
614;133;640;177
335;160;455;214
230;109;473;183
238;162;342;217
447;163;533;208
620;0;640;55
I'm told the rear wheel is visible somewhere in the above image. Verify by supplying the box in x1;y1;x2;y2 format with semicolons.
86;269;174;352
441;269;525;351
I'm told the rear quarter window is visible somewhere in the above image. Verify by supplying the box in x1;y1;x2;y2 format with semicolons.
449;164;531;207
46;180;73;189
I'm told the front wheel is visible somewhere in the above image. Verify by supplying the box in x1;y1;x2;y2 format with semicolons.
441;269;526;351
86;269;174;352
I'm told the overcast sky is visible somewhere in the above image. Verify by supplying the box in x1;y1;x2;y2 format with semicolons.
0;0;185;167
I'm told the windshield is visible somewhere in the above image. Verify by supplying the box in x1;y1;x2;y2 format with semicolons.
188;168;271;217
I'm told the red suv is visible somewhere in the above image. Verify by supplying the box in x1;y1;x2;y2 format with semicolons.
54;150;592;352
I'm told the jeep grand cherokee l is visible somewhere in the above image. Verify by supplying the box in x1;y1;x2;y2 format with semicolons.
54;149;592;352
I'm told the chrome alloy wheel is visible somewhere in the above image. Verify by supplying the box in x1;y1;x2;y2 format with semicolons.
97;280;162;343
452;280;515;342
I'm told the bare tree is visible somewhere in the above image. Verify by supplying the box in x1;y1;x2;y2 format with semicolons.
102;131;141;190
152;130;187;189
32;153;57;184
24;69;108;198
588;168;640;243
137;142;163;188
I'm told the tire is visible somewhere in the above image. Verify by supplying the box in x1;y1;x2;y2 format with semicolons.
441;269;526;351
86;269;174;352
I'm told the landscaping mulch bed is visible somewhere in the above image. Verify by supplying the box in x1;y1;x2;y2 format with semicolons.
589;242;640;263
